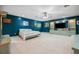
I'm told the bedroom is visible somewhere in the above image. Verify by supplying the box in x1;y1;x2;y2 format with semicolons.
0;5;79;54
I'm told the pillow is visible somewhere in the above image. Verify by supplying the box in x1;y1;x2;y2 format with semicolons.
25;29;32;32
19;29;32;33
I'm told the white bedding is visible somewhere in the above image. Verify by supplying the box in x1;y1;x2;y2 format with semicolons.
19;29;40;40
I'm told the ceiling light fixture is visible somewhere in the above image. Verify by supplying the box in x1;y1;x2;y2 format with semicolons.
42;12;48;20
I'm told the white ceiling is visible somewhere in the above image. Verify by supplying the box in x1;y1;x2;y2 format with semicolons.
0;5;79;21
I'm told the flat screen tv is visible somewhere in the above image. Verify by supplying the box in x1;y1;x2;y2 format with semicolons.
55;23;66;28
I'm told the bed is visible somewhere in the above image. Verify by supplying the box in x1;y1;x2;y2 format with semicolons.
19;29;40;40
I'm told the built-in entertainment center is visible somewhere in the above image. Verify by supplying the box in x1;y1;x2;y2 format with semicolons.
50;19;76;35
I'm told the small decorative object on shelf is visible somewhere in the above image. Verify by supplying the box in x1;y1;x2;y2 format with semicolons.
3;19;11;23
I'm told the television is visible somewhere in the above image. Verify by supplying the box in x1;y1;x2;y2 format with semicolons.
55;23;66;28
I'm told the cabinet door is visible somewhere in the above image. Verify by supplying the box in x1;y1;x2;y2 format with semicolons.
68;19;76;30
50;22;54;29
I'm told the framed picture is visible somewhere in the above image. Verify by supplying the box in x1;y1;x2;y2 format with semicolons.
3;19;11;23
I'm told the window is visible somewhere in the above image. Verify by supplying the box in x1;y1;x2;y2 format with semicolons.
34;21;41;28
23;21;29;26
45;22;49;27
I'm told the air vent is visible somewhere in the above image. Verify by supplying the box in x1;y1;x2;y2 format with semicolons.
64;5;70;7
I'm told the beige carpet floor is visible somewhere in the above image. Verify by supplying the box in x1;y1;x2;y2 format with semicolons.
10;33;74;54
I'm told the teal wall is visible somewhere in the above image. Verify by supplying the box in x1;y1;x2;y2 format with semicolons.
2;14;49;36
